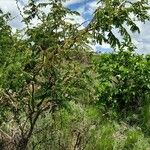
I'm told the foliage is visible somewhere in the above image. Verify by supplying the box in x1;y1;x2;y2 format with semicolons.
93;50;150;113
0;0;150;149
90;0;150;49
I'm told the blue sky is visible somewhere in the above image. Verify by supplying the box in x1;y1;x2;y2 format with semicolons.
68;1;93;22
0;0;150;54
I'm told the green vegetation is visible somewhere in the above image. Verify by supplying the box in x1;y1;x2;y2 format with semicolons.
0;0;150;149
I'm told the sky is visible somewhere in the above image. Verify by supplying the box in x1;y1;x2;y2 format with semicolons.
0;0;150;54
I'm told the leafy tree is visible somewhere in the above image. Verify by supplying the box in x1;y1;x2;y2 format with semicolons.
0;1;97;149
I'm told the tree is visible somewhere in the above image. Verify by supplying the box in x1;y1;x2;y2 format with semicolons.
0;1;97;149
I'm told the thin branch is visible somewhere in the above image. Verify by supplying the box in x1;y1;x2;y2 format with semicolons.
0;128;12;139
74;132;81;150
3;91;17;110
31;81;35;111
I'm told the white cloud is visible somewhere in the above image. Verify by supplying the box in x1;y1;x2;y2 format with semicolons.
89;1;98;10
0;0;25;29
84;1;99;14
65;13;85;29
63;0;81;7
134;21;150;54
